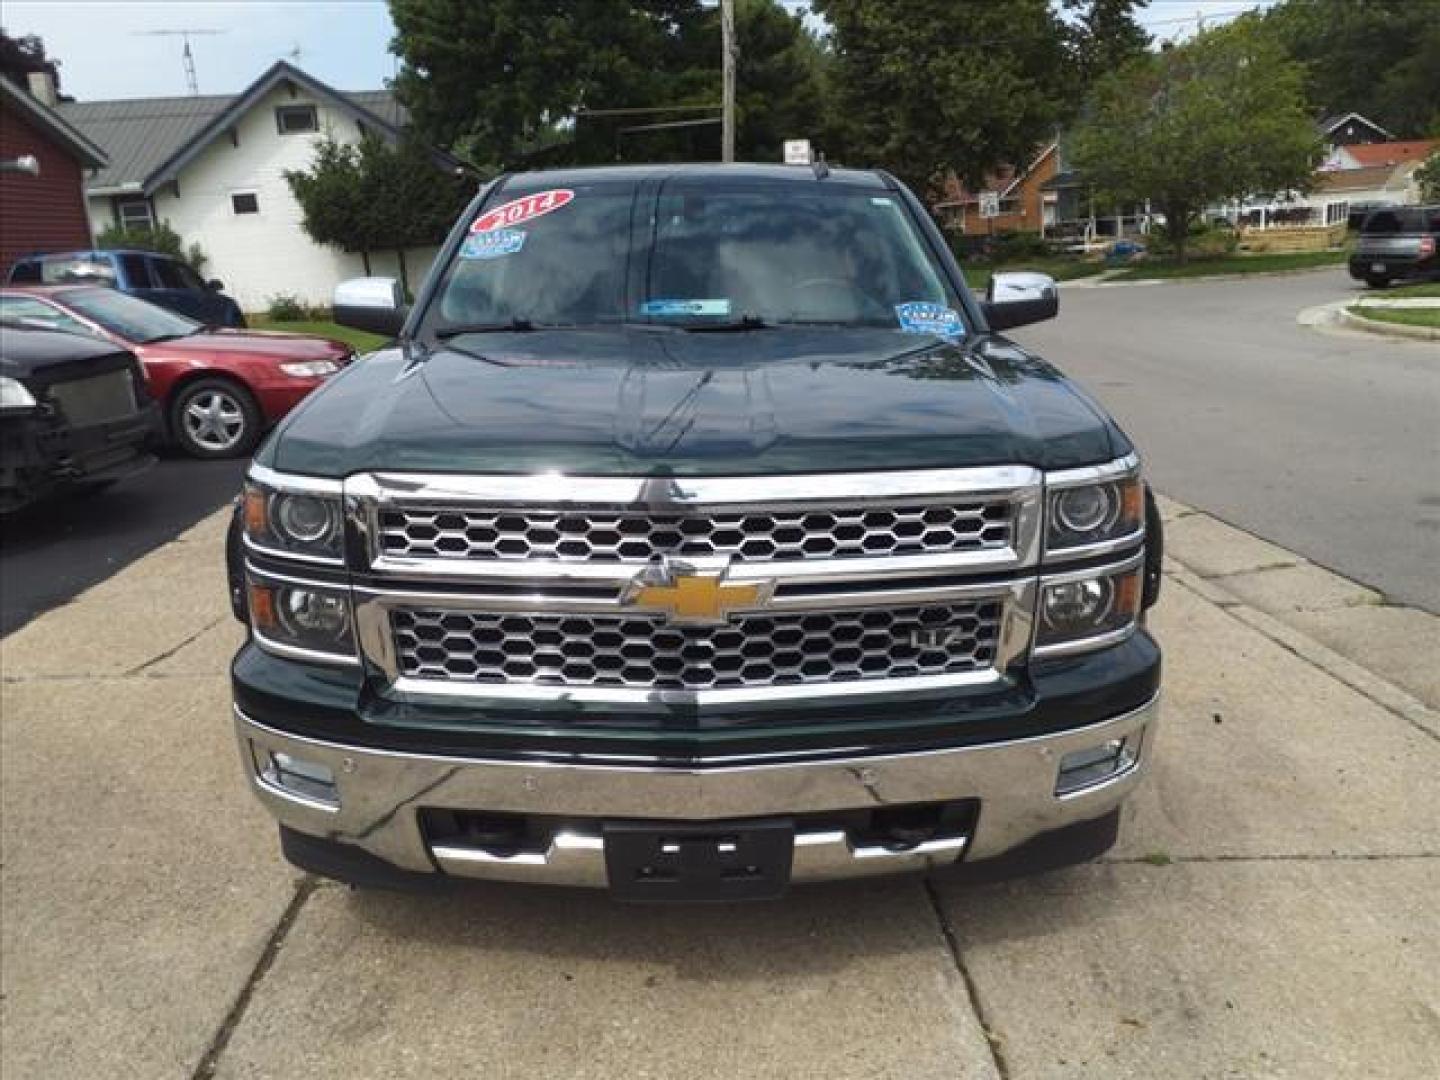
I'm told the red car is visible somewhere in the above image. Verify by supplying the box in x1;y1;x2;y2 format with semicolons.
0;285;354;458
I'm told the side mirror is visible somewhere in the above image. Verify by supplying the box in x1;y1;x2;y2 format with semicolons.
334;277;406;337
206;279;225;292
982;271;1059;332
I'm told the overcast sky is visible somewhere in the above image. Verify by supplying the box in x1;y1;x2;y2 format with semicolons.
6;0;1274;103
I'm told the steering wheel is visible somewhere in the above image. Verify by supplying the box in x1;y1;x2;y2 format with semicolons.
792;277;852;295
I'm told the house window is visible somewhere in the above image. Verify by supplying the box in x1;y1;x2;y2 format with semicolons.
231;192;260;215
116;198;154;230
275;104;319;134
1325;202;1349;226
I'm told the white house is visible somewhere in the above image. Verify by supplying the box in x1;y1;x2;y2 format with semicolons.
54;62;455;312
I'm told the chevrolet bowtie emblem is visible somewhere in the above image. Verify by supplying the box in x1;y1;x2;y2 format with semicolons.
622;559;772;625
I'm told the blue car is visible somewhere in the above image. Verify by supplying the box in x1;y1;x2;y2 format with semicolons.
5;249;245;328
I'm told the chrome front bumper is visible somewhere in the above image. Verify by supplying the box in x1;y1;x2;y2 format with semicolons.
236;694;1158;887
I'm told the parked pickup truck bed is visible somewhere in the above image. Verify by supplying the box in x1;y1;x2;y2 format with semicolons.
227;164;1162;901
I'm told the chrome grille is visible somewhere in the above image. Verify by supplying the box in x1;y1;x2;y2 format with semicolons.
377;502;1015;563
392;601;1003;691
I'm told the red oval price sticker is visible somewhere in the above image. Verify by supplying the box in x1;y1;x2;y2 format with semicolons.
470;189;575;234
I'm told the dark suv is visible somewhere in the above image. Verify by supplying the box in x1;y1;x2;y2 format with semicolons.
227;164;1163;901
1349;206;1440;288
6;250;245;327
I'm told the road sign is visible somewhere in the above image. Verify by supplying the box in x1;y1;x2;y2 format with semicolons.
979;191;1001;219
784;139;813;165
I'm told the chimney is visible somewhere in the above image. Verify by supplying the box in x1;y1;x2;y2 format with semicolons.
26;71;59;108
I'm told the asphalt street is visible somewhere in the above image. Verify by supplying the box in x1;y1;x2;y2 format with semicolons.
0;453;246;635
1013;267;1440;613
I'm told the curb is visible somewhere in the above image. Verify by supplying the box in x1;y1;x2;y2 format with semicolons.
1097;262;1347;288
1339;306;1440;342
1158;498;1439;741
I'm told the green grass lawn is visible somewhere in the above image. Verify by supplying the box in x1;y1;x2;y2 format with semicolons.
1107;249;1346;282
1366;282;1440;298
1350;305;1440;329
963;258;1105;291
249;318;389;353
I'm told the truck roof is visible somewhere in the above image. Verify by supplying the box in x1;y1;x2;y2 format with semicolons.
500;162;891;190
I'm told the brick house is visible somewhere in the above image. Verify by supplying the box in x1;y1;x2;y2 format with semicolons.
0;74;108;279
933;143;1060;237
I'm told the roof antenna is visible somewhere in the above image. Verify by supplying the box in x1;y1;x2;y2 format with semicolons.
136;28;227;95
812;151;830;181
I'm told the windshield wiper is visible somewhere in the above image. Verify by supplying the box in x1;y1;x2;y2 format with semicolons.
681;314;769;333
434;318;536;338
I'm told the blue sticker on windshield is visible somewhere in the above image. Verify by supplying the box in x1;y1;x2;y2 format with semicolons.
460;229;526;260
895;301;964;339
640;298;732;317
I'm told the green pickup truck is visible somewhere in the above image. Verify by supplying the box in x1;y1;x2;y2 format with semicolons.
227;164;1162;901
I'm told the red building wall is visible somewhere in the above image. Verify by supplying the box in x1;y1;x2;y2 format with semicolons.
0;106;95;278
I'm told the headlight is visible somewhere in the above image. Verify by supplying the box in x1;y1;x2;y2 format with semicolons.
243;479;344;561
0;376;37;411
1045;461;1143;558
1034;558;1144;658
279;360;340;378
247;574;356;661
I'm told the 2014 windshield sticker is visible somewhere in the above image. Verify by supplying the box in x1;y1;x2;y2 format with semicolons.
895;301;964;339
459;229;526;260
640;298;733;317
470;189;574;234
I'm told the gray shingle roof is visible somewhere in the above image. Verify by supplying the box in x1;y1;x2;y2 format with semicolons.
56;94;230;191
55;68;407;194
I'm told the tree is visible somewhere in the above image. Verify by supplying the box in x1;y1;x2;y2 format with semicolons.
286;134;471;295
1261;0;1440;140
812;0;1072;197
1418;153;1440;204
1063;0;1151;99
95;219;209;275
0;28;63;93
1072;19;1320;262
388;0;710;170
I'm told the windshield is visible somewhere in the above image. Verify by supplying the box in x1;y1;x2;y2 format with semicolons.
62;287;200;343
427;179;965;335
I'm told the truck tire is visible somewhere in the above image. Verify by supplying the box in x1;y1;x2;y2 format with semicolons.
171;378;261;458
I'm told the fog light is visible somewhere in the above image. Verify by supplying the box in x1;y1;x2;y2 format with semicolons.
1055;735;1139;796
259;747;339;808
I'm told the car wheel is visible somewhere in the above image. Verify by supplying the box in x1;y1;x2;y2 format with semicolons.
171;378;261;458
1364;273;1391;289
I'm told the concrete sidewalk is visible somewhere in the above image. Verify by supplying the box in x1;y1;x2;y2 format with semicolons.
2;501;1436;1079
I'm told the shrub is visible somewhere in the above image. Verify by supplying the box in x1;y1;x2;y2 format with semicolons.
266;294;309;321
94;218;209;274
1145;221;1238;259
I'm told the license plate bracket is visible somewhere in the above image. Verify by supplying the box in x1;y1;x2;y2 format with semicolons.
603;819;795;902
1371;261;1387;273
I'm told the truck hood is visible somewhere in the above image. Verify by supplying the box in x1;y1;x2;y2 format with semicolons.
261;327;1127;477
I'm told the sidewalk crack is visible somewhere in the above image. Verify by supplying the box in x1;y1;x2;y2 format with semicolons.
190;875;317;1080
126;615;226;676
923;878;1011;1080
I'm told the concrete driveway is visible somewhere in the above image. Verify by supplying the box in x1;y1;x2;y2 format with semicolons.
2;502;1437;1079
1011;267;1440;613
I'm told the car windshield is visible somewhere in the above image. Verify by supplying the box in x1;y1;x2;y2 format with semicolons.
427;179;964;334
62;287;201;343
39;255;116;285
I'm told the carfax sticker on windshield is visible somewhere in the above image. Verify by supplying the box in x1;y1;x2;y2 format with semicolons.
470;189;575;234
640;298;733;317
459;229;526;260
895;301;964;339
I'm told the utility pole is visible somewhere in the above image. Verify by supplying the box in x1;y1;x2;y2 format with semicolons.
137;29;226;95
721;0;736;163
